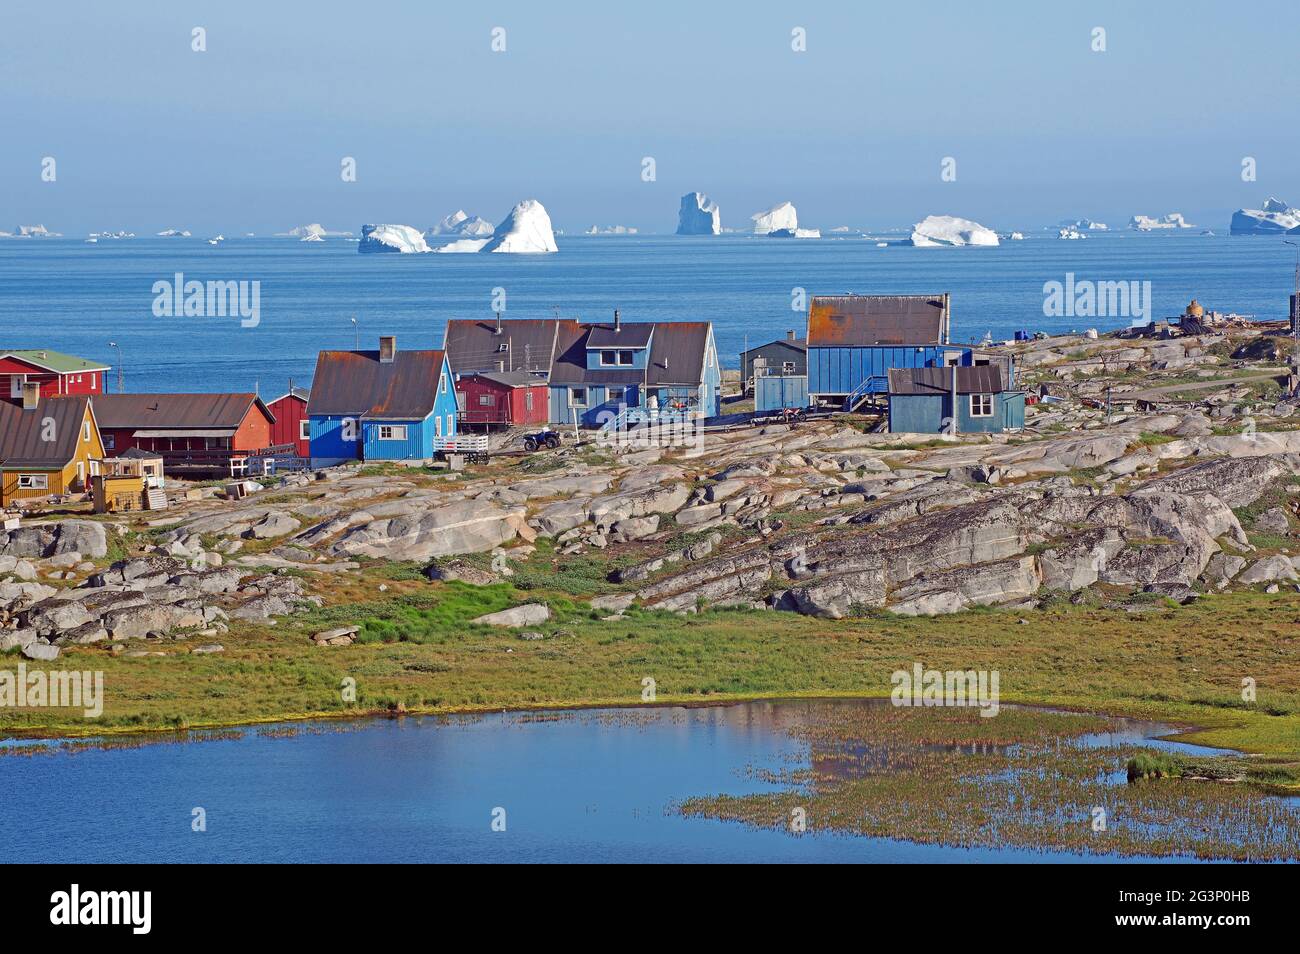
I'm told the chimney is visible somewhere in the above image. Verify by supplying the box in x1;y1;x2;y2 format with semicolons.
494;313;503;335
613;309;621;333
21;381;39;410
379;335;397;364
787;329;796;341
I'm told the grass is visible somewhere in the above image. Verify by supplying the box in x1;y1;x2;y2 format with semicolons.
3;579;1299;774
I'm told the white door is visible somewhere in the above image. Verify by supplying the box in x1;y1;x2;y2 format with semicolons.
10;375;24;399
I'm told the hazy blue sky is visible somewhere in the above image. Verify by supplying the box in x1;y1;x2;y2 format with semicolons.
4;0;1299;234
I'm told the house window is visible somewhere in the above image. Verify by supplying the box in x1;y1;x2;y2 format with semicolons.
782;361;796;374
17;473;48;490
569;387;588;407
970;394;994;417
90;375;97;391
600;350;617;365
618;350;633;365
378;425;408;441
104;433;115;450
525;391;534;411
478;394;496;407
446;414;454;436
299;419;310;440
434;416;443;438
440;374;448;394
10;375;24;399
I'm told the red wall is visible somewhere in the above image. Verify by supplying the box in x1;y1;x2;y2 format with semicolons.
100;402;272;457
0;357;105;405
267;394;310;458
457;377;548;426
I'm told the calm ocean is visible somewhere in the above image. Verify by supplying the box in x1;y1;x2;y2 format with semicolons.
0;231;1294;397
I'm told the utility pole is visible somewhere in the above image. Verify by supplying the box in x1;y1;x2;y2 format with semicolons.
350;315;359;350
108;341;124;393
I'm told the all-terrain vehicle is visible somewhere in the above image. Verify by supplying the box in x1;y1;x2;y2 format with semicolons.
522;430;562;452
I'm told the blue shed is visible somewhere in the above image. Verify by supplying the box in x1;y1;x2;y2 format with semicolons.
887;366;1025;435
807;294;968;410
755;374;808;411
306;336;460;466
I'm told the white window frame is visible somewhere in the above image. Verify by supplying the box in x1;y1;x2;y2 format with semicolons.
434;416;443;438
782;361;796;375
969;393;994;418
104;433;115;450
378;424;408;441
299;419;310;441
440;374;448;395
83;421;91;442
10;375;25;399
569;387;588;408
17;473;48;490
478;394;496;407
618;350;634;366
525;391;534;411
600;350;617;366
446;414;454;436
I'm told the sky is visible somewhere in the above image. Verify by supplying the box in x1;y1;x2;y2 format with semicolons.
3;0;1300;235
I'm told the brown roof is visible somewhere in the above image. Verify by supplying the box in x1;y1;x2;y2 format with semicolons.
549;321;713;388
443;318;578;375
808;295;948;347
467;370;547;389
307;350;447;420
888;366;1004;396
93;393;274;430
0;395;92;468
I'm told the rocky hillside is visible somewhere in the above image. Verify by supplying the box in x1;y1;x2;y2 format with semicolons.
3;328;1298;658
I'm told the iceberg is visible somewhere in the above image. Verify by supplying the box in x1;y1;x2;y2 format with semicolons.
426;210;494;238
480;199;558;253
13;224;61;238
1008;232;1025;241
1129;213;1193;230
1230;197;1300;235
358;223;431;254
908;214;999;247
751;201;798;235
277;224;352;239
768;227;820;238
156;228;191;237
300;233;325;243
1060;218;1108;231
586;225;638;235
676;192;721;235
1058;226;1085;240
433;238;491;254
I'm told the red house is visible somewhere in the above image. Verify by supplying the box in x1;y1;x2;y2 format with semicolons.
0;349;110;405
456;371;550;428
266;386;311;459
93;393;275;477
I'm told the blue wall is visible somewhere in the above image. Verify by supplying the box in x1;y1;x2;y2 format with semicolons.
888;391;1025;434
808;346;953;396
755;374;808;411
585;345;650;371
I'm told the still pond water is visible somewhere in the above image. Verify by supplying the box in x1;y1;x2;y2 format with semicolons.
0;699;1240;863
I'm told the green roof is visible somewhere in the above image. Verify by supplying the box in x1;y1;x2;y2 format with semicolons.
2;349;109;373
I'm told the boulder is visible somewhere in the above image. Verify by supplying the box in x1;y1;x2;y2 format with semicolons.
424;561;497;586
311;626;359;646
329;500;521;560
471;603;550;627
1238;555;1300;585
21;642;60;661
1255;507;1292;534
245;511;302;540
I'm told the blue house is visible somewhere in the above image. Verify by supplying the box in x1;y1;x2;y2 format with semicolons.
887;366;1025;435
306;335;460;466
546;314;721;427
807;294;974;410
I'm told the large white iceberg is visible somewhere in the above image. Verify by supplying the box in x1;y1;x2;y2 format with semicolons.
1060;218;1108;231
1230;197;1300;235
677;192;721;235
432;199;558;254
481;199;558;253
12;224;61;238
1129;213;1193;230
751;202;798;235
358;223;431;254
909;214;999;247
769;227;820;238
426;210;494;238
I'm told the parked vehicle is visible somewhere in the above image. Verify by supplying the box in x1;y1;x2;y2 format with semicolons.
522;430;562;452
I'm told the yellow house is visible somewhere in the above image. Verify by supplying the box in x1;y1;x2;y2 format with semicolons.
0;390;105;506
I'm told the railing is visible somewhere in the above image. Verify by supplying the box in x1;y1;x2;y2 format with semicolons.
597;405;695;435
431;434;490;452
842;376;888;412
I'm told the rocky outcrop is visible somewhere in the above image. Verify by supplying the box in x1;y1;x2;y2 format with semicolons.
0;520;108;559
328;500;522;560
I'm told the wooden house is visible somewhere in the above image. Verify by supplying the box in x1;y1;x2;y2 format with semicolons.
0;349;110;405
307;336;460;465
93;393;275;478
887;366;1025;435
266;386;311;458
456;371;549;428
0;387;104;506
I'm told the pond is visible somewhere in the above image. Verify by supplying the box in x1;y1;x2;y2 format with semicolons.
0;700;1290;863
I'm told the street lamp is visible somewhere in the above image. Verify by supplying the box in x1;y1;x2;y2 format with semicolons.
108;341;123;392
350;316;359;350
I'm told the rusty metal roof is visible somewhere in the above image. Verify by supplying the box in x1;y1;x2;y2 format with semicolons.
307;349;447;420
467;370;547;389
888;366;1004;395
0;395;92;468
808;295;947;347
94;393;274;429
586;322;655;348
443;318;578;375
